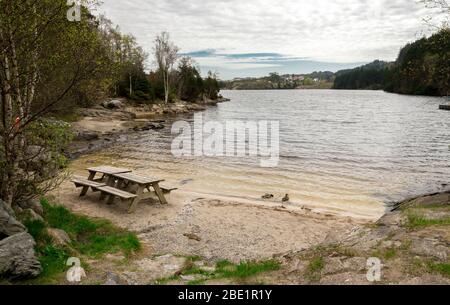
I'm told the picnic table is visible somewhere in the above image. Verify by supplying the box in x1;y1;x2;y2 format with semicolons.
72;166;172;213
112;172;168;212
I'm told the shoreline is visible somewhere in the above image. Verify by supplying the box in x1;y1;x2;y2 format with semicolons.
64;95;445;223
49;96;450;284
67;97;229;159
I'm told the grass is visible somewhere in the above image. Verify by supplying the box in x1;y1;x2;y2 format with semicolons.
305;256;325;282
406;213;450;229
21;198;141;284
428;262;450;278
57;112;81;123
187;279;207;285
41;199;140;257
155;258;281;285
308;257;325;273
214;260;280;279
371;248;398;260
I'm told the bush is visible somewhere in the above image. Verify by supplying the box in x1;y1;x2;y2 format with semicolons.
0;119;73;203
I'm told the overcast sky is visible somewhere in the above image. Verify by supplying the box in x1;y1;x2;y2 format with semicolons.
97;0;442;79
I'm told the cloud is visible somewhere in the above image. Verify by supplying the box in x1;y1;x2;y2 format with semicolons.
97;0;439;79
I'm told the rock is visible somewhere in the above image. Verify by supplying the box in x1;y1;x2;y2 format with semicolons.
319;272;369;285
323;257;346;275
180;275;197;281
376;211;404;227
183;233;201;242
27;199;44;216
101;99;123;110
410;238;448;260
342;257;367;272
17;198;44;217
24;209;44;222
0;232;41;279
74;131;99;141
403;192;450;209
134;122;165;132
47;228;71;246
121;254;187;284
0;200;26;238
104;272;127;285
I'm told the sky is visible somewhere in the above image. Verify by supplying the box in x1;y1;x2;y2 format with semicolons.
96;0;444;80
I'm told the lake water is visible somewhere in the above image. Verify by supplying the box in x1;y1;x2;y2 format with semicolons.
95;90;450;219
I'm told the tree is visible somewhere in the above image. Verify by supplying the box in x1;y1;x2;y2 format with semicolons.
176;56;203;102
203;71;220;100
154;32;179;103
0;0;109;207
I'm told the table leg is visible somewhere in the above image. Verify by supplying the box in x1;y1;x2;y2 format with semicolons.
106;194;115;205
153;183;168;205
100;175;116;201
80;171;96;197
128;185;144;213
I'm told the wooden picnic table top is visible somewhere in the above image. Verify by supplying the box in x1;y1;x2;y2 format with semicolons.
87;166;132;175
112;172;164;185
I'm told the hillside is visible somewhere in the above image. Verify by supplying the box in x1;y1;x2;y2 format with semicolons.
334;29;450;96
333;60;392;90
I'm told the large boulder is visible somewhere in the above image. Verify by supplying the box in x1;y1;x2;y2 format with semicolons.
0;232;41;279
101;99;124;110
0;201;26;238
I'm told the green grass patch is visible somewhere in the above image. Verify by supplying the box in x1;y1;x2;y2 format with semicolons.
305;256;325;282
372;248;398;260
428;262;450;278
20;199;141;284
41;199;140;257
157;258;281;284
187;279;207;285
308;257;325;273
23;219;70;283
215;260;280;279
406;213;450;229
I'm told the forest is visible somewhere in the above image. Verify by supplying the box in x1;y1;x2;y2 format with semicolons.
333;29;450;96
0;0;220;208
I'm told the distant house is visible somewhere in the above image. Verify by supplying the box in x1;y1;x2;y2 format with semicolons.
292;75;305;81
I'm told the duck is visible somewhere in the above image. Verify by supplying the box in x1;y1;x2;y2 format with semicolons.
282;194;290;203
262;194;274;200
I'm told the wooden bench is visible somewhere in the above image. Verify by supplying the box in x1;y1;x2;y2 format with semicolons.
72;178;136;205
96;186;137;206
72;178;106;197
160;185;178;194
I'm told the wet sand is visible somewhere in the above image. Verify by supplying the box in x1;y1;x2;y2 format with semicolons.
53;177;363;261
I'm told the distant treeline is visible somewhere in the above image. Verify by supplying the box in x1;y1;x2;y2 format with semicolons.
334;29;450;96
219;71;334;90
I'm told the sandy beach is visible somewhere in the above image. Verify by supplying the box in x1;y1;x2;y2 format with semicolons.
54;101;374;262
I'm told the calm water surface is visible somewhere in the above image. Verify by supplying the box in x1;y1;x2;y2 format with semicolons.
93;90;450;218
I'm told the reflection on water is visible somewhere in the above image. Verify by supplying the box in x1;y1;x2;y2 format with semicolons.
85;90;450;218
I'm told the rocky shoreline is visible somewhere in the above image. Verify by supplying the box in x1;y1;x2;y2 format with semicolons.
67;97;230;159
39;189;449;285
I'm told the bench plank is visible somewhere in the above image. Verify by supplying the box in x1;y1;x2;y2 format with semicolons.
160;185;178;193
72;178;106;188
97;186;137;199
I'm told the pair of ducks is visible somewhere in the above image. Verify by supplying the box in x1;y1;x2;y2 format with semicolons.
262;193;290;203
